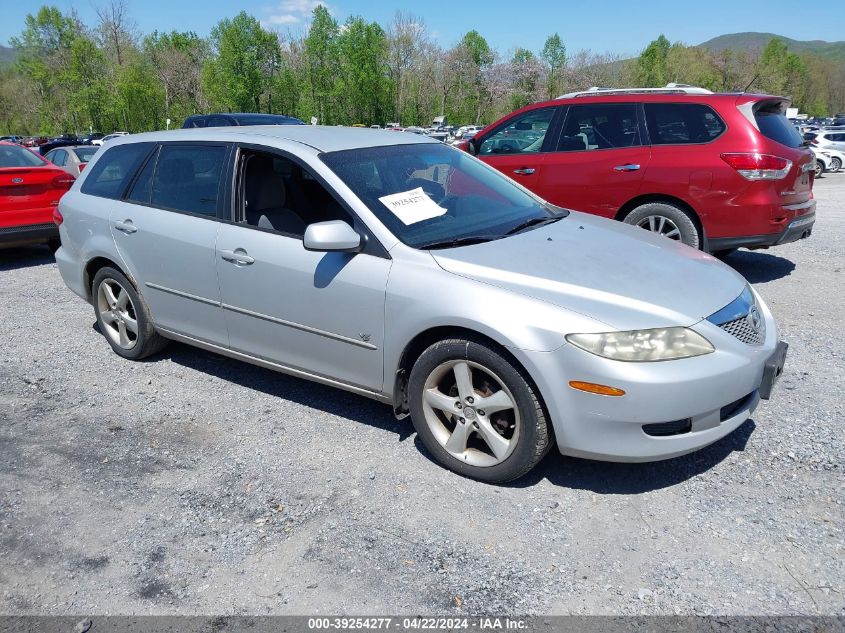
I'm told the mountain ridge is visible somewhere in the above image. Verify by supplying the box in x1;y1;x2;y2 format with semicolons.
698;32;845;62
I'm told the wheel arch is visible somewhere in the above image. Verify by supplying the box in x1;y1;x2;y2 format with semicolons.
391;325;550;424
615;194;704;242
84;256;134;302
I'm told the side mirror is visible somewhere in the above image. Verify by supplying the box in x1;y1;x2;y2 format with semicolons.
303;220;362;253
468;138;479;155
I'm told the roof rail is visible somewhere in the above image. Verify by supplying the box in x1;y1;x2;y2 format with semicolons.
557;83;714;99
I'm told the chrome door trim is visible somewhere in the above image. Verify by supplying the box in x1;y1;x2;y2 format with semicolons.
221;302;378;350
145;282;221;307
155;326;390;403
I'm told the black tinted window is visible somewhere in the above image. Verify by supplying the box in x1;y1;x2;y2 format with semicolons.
126;147;158;204
644;103;725;145
81;143;154;200
754;108;803;148
557;104;642;151
207;117;233;127
150;145;226;216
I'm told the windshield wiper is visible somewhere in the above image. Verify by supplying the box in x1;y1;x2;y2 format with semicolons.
418;235;502;250
504;213;564;236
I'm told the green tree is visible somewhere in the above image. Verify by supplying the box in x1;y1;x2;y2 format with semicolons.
757;38;807;107
202;11;280;113
636;34;671;86
338;17;390;125
303;5;340;123
540;33;566;98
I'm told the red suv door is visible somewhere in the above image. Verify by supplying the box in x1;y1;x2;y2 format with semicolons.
475;106;560;193
537;103;651;218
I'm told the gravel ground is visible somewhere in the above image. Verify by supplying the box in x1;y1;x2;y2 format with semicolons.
1;175;843;617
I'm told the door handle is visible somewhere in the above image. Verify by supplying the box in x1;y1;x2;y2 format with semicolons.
114;220;137;234
513;168;535;175
613;164;640;172
220;248;255;266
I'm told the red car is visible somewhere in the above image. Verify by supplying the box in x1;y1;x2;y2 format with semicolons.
0;141;75;250
461;85;816;254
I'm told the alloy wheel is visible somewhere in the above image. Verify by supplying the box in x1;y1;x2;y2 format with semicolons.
831;157;842;172
636;214;682;240
421;360;520;467
97;278;139;350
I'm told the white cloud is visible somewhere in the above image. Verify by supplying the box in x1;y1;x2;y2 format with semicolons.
262;0;331;28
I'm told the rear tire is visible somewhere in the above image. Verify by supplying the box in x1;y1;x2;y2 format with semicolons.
830;157;842;172
623;202;700;249
92;266;167;360
815;160;825;178
408;337;551;483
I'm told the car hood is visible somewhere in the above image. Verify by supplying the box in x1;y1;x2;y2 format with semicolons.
430;212;748;331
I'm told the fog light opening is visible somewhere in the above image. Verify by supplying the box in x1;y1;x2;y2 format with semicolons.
569;381;625;396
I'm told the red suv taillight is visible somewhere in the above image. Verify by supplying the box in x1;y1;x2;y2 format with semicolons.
78;162;87;172
52;207;63;226
720;153;792;180
51;173;76;190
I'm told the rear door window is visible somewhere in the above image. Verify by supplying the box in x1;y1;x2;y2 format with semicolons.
753;105;804;149
80;143;155;200
150;144;227;216
644;103;725;145
557;104;642;151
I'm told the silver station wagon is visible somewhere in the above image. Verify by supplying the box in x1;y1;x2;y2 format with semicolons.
55;126;788;482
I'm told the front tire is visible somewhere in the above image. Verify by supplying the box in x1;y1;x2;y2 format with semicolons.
623;202;700;249
92;267;167;360
815;160;825;178
408;338;551;483
830;157;842;172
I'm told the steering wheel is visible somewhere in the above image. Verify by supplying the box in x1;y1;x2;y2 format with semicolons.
406;178;446;205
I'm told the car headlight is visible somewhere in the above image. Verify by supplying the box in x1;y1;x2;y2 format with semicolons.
566;327;714;362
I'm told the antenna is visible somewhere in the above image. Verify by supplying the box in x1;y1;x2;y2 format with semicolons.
743;74;759;93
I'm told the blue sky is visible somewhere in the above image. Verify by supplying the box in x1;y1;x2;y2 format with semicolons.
4;0;843;55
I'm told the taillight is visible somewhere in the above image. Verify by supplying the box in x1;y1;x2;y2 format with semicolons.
78;162;87;172
52;207;63;226
720;153;792;180
51;173;75;190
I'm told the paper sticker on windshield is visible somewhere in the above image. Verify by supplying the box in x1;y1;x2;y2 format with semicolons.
379;187;446;225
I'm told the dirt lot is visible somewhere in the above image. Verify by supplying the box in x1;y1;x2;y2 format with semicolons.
1;175;843;616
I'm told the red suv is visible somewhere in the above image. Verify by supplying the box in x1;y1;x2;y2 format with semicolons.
461;86;816;254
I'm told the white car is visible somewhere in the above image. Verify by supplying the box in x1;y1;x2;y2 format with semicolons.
92;132;129;146
812;149;831;177
808;129;845;153
816;148;843;172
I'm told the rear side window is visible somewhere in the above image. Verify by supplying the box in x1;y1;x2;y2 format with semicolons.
557;104;642;151
150;144;227;216
644;103;725;145
478;108;557;155
754;106;803;149
81;143;154;200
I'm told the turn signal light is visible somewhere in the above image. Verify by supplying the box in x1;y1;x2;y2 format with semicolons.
569;381;626;397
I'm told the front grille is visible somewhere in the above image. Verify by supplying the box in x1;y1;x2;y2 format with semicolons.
642;418;692;437
719;315;765;346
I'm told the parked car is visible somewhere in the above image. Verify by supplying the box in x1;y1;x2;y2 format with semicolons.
182;113;304;128
54;127;787;482
816;148;844;172
808;129;845;153
812;149;831;177
22;136;48;148
93;132;129;146
39;134;82;156
0;140;75;250
0;135;24;144
460;85;816;256
79;132;105;144
44;145;100;177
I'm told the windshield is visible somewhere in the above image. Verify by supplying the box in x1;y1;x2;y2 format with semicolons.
321;143;561;249
75;147;99;162
0;144;47;168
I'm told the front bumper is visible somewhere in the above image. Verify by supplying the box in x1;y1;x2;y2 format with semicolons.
0;222;58;248
520;295;780;462
709;208;816;252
